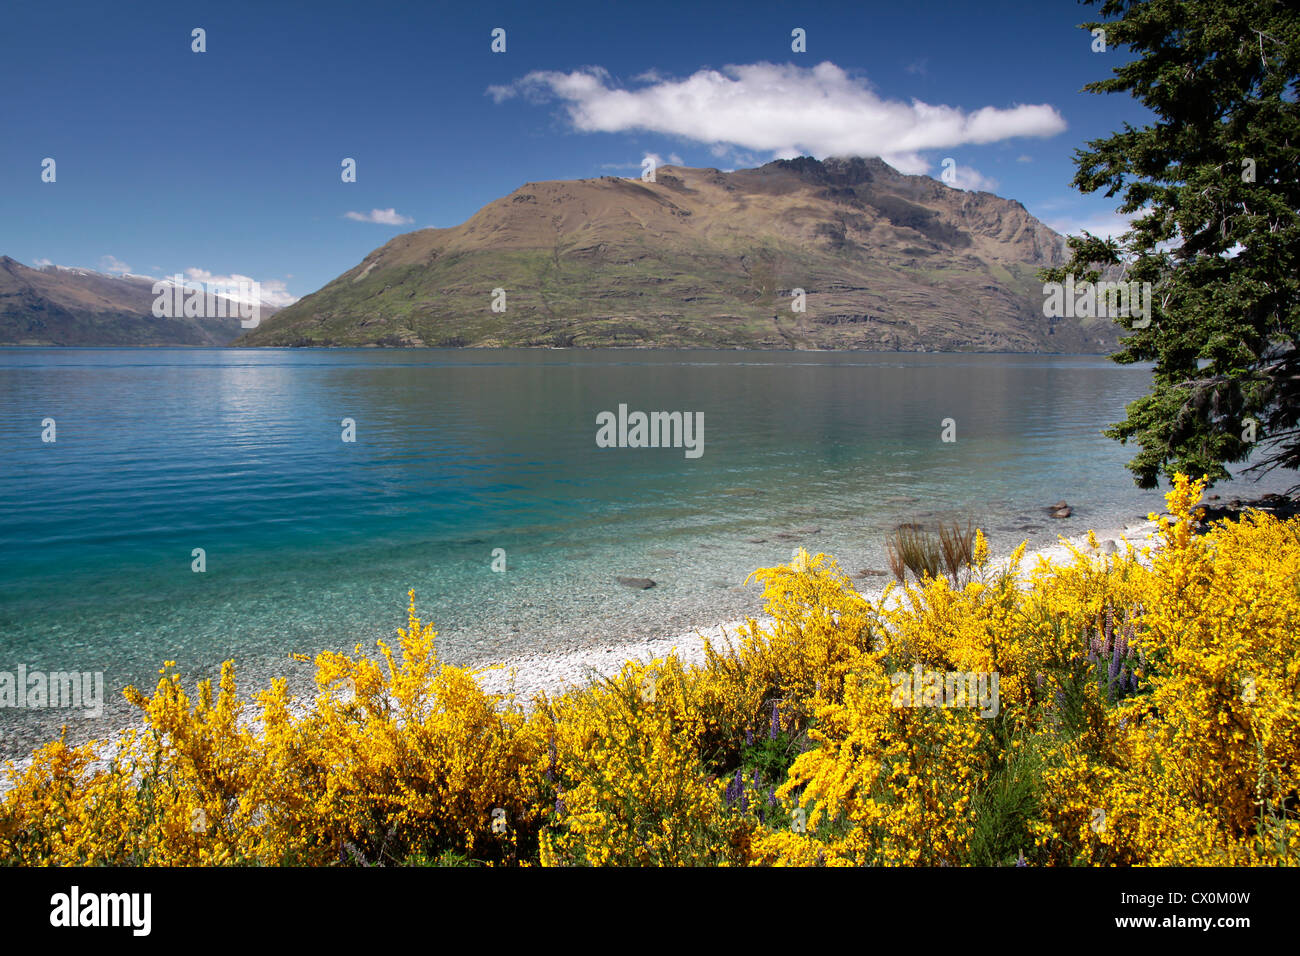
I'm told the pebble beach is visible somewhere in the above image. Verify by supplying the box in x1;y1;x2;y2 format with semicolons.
0;516;1167;790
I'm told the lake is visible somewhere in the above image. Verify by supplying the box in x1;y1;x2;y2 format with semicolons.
0;348;1289;754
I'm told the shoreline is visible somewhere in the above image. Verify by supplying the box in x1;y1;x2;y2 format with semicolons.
471;518;1161;705
0;518;1160;789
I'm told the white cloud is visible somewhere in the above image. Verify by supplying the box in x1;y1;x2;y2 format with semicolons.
249;279;297;309
1044;210;1137;242
1016;154;1033;163
142;268;299;310
945;163;999;192
708;142;763;168
180;268;299;309
34;259;299;308
643;152;682;168
1047;206;1189;260
487;61;1066;175
598;152;691;180
344;208;414;225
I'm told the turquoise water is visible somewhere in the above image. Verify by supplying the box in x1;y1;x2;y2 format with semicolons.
0;348;1290;753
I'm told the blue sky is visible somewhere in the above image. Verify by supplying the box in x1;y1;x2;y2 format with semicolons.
0;0;1147;304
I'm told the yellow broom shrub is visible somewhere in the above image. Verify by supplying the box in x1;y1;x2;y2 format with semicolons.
0;475;1295;867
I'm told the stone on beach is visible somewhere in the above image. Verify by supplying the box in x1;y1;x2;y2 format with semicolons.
775;527;821;540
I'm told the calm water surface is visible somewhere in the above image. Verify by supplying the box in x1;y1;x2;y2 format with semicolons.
0;348;1288;753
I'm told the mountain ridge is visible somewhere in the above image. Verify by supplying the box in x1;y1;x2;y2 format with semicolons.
239;156;1111;352
0;257;256;347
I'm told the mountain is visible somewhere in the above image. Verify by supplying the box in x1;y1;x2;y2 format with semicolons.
238;157;1116;352
0;258;254;346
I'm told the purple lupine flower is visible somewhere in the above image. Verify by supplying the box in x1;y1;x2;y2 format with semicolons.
753;768;761;790
746;727;754;747
1128;668;1138;693
555;795;566;815
726;768;749;812
770;701;781;740
768;788;777;807
725;769;746;808
1107;644;1124;701
1015;849;1027;867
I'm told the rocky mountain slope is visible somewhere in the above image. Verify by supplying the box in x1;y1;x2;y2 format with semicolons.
239;156;1116;352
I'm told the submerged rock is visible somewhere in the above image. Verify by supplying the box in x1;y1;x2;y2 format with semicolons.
616;576;656;590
